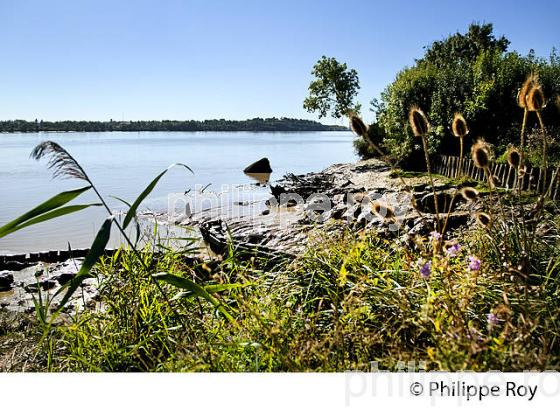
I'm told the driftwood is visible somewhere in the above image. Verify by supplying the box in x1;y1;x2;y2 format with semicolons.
199;220;294;263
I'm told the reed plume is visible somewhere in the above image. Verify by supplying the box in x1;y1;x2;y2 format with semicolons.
31;141;89;182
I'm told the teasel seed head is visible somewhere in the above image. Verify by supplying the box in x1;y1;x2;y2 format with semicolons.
475;212;492;228
471;140;492;169
408;106;430;137
489;174;501;188
372;201;395;221
517;73;538;108
507;147;521;169
349;114;368;137
460;187;479;201
451;112;469;138
526;86;546;112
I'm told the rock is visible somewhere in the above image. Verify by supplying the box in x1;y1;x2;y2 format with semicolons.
24;283;39;293
261;209;271;216
244;157;272;173
0;271;14;291
24;280;56;293
270;185;287;199
419;191;463;214
52;272;76;285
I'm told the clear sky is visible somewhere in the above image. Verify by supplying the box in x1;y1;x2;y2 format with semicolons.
0;0;559;123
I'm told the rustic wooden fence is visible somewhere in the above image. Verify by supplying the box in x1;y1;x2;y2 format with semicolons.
434;155;560;200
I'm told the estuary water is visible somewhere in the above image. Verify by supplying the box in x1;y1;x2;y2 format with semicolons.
0;131;356;253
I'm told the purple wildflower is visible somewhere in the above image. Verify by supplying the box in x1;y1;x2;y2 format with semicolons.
468;256;481;271
446;243;461;257
420;261;432;279
430;231;442;241
486;313;499;326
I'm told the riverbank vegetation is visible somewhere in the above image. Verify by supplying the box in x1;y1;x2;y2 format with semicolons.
305;23;560;169
3;213;560;371
0;117;345;133
2;22;560;372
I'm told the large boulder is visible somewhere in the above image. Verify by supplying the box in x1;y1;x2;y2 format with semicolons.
0;271;14;291
243;158;272;173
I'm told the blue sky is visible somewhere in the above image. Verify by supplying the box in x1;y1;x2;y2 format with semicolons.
0;0;558;123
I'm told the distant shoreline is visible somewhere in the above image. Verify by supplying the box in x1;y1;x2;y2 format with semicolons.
0;118;348;133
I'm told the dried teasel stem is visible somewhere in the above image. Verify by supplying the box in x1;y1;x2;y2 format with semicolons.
518;73;537;176
409;107;441;232
452;113;469;178
349;113;424;223
525;78;547;192
349;113;386;159
507;147;522;191
536;111;548;193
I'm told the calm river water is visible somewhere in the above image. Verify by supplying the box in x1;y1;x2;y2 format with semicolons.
0;131;356;253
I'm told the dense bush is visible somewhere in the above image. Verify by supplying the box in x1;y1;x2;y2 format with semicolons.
373;24;560;168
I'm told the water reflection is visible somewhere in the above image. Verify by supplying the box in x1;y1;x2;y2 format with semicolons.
244;172;272;185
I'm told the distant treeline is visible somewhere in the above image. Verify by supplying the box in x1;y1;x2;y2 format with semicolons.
0;117;347;133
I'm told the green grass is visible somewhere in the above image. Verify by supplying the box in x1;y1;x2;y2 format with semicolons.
32;223;560;372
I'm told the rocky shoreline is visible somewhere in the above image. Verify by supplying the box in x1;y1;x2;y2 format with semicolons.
0;158;478;312
173;158;475;257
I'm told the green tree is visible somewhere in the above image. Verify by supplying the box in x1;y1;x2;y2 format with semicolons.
374;23;560;167
303;56;361;118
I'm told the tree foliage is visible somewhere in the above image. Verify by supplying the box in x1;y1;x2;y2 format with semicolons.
303;56;360;118
0;118;345;133
374;23;560;167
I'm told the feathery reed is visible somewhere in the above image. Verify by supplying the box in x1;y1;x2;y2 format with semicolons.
30;141;89;182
